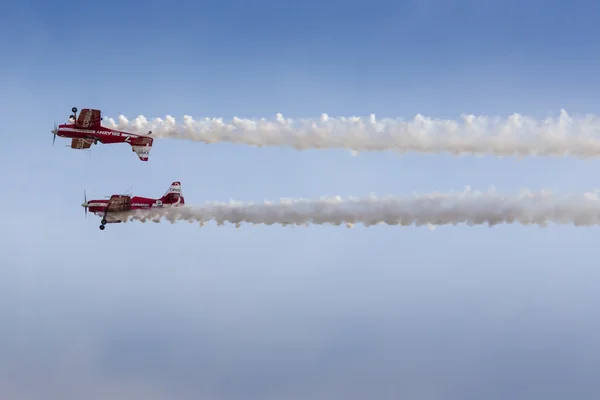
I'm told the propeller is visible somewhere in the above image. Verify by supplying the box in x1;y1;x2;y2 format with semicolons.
81;190;88;218
51;122;58;146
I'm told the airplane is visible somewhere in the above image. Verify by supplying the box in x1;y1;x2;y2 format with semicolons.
81;181;185;230
51;107;154;161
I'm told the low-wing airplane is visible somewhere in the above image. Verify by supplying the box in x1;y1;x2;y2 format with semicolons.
81;181;185;230
51;107;154;161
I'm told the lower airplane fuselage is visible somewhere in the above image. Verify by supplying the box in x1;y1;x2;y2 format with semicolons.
86;196;184;224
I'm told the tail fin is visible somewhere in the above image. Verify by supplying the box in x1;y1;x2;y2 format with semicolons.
130;136;153;162
161;181;184;205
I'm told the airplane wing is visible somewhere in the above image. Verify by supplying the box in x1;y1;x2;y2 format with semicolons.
70;138;93;149
75;109;102;129
106;195;131;212
98;195;131;228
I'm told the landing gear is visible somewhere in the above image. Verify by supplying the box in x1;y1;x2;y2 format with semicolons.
99;198;112;232
72;107;77;113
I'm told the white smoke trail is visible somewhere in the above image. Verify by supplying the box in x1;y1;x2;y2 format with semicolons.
114;188;600;228
102;109;600;157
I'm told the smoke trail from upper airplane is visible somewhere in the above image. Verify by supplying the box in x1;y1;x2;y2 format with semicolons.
102;109;600;157
113;187;600;228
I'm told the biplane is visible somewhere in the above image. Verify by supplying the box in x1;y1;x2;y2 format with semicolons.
81;181;184;230
51;107;154;161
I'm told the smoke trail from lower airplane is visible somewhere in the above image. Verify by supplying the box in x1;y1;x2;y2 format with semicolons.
115;188;600;228
103;109;600;157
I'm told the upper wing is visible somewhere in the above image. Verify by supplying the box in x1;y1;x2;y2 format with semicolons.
70;138;93;149
76;109;102;129
106;195;131;212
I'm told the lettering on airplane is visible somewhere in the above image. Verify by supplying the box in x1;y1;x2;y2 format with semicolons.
131;203;149;207
98;130;126;136
61;127;118;135
60;127;145;140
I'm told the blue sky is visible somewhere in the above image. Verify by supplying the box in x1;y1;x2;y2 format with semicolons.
2;0;600;398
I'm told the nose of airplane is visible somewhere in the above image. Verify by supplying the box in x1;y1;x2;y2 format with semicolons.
81;190;88;217
51;123;58;146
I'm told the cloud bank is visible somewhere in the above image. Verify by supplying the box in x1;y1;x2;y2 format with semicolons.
102;109;600;157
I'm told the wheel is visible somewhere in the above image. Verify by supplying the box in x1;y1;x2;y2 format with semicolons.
101;218;107;225
72;107;77;113
70;114;75;120
99;225;105;230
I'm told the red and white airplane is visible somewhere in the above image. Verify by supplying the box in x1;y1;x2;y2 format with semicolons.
81;181;185;230
51;107;154;161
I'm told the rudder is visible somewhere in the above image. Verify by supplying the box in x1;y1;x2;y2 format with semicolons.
130;136;153;161
161;182;184;205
